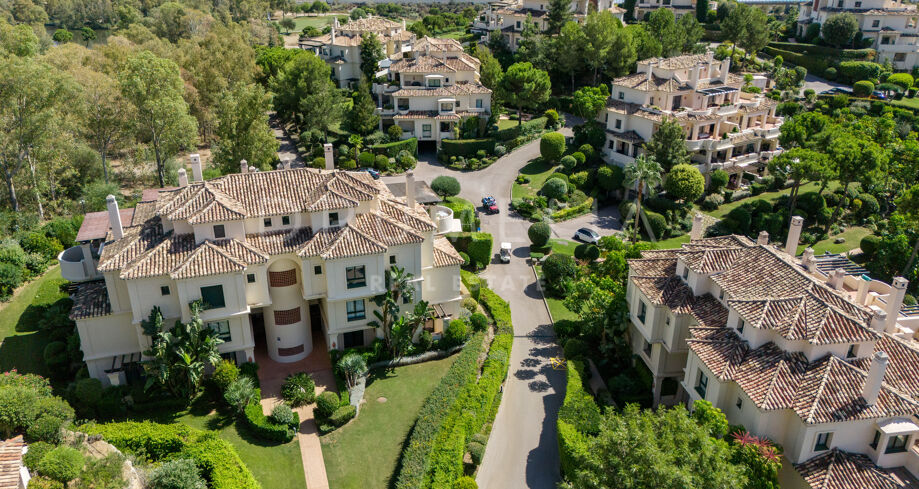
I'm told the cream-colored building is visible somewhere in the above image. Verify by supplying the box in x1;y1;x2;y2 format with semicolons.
373;37;492;146
475;0;624;51
798;0;919;70
61;155;463;386
625;216;919;488
299;16;415;88
601;53;782;184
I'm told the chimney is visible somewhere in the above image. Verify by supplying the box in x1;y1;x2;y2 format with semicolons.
189;154;202;182
324;143;335;170
802;247;817;273
689;64;700;88
331;24;335;44
646;63;653;86
248;165;257;173
863;351;888;406
886;277;909;333
406;170;416;209
720;57;731;83
856;275;871;305
177;168;188;187
829;268;845;290
403;19;406;30
240;159;248;173
757;231;769;245
785;216;804;256
106;195;124;240
690;213;705;240
870;307;888;332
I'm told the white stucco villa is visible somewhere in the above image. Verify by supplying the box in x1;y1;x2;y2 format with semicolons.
60;153;463;386
475;0;624;51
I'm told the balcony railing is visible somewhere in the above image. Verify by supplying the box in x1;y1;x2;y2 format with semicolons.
58;245;101;282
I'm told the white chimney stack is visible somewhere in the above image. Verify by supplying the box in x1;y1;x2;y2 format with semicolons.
324;143;335;171
240;159;248;173
802;247;817;274
785;216;804;256
177;168;188;187
829;268;846;290
856;275;871;305
106;194;124;240
720;57;731;83
646;63;653;85
189;154;202;182
886;277;909;333
331;24;335;44
690;64;700;88
863;351;888;406
406;171;416;209
870;307;887;332
690;213;705;240
757;231;769;245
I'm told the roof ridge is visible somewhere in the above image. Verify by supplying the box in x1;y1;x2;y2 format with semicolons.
804;357;835;423
119;235;175;279
170;240;246;279
365;210;424;239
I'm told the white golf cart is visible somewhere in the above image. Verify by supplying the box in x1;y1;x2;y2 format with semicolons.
499;242;512;263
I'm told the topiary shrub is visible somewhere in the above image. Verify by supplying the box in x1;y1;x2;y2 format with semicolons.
387;124;403;141
853;80;874;97
329;405;356;427
887;72;914;91
444;319;468;347
466;441;485;466
358;151;374;167
541;178;568;200
147;458;207;489
23;441;53;471
544;109;559;127
211;360;239;393
539;132;566;162
573;244;600;262
374;154;389;170
528;222;551;247
316;391;340;419
860;234;881;257
571;152;585;166
469;313;488;332
281;372;316;407
431;176;461;198
37;446;84;483
27;415;64;444
560;155;577;171
665;164;705;203
642;210;668;239
563;338;587;359
270;404;295;425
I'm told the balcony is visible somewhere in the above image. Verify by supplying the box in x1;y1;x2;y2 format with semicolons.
58;245;101;282
716;105;738;116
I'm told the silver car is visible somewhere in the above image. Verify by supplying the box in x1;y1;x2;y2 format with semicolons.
574;228;600;244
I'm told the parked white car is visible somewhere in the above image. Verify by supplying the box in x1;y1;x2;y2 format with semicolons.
574;228;600;244
499;242;512;263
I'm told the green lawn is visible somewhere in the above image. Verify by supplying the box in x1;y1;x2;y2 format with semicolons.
0;266;66;375
443;196;474;214
497;119;518;131
291;15;339;32
438;28;468;40
703;182;823;219
512;159;558;200
641;234;691;249
797;226;871;256
321;357;455;489
891;97;919;110
534;265;579;322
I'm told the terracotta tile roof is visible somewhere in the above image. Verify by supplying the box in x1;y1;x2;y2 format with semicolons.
0;435;23;489
795;449;902;489
391;53;479;73
352;212;424;247
317;226;387;260
729;295;879;346
340;16;403;32
70;280;112;320
628;257;677;277
76;208;136;242
379;198;437;232
613;72;688;92
131;201;158;226
97;220;165;272
170;240;268;280
391;82;492;97
639;53;712;69
868;335;919;400
681;247;744;274
413;36;465;53
245;229;314;255
433;237;464;267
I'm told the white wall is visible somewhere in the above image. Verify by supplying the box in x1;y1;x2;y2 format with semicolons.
176;272;249;323
76;312;139;363
326;254;386;301
193;220;245;243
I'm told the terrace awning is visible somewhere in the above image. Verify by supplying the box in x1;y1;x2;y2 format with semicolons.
697;86;739;96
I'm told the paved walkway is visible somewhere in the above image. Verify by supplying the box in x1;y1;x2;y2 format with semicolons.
256;335;336;489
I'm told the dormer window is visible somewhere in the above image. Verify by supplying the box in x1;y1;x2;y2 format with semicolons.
718;289;725;301
161;286;170;296
815;432;832;452
737;319;745;334
847;344;857;358
428;79;441;88
329;212;340;227
681;266;689;280
615;119;622;129
618;91;625;100
213;225;226;239
264;217;272;227
873;19;880;27
282;216;290;225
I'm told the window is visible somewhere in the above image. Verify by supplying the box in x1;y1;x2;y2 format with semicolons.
681;266;689;280
642;340;651;357
815;432;832;452
476;99;483;108
422;124;432;138
614;119;622;130
871;430;881;450
213;225;226;239
428;79;441;88
329;212;340;227
346;299;366;321
160;285;170;296
207;320;231;341
389;256;397;264
736;397;743;409
873;19;880;27
343;330;364;348
346;266;366;289
608;140;616;150
855;0;861;5
637;301;647;323
895;53;907;62
516;21;521;29
282;215;290;225
665;315;671;326
847;344;857;358
837;0;843;6
618;91;625;100
200;285;225;310
314;265;322;275
738;319;745;334
882;37;892;45
886;434;909;454
718;289;725;300
695;370;708;398
264;218;272;227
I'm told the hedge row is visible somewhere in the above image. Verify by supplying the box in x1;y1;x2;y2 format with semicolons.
393;333;487;489
492;117;548;141
766;42;874;60
557;360;601;478
242;393;299;442
477;287;512;335
552;197;594;221
446;232;493;269
440;138;496;157
80;421;259;489
371;137;418;157
762;46;830;77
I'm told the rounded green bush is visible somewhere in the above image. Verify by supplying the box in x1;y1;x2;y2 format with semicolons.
37;446;84;483
329;405;356;427
23;476;63;489
224;376;257;413
540;132;566;162
563;338;588;359
853;80;874;97
573;244;600;262
543;254;577;295
270;404;295;425
544;109;559;127
358;151;374;167
528;222;552;247
887;72;914;91
466;441;485;465
387;124;403;140
569;171;588;190
374;154;390;170
469;313;488;332
444;319;468;347
23;441;54;471
281;372;316;407
709;169;729;192
316;391;340;419
431;176;461;198
211;360;239;392
571;152;585;165
75;377;103;406
860;235;881;257
643;210;668;239
664;164;705;203
459;251;470;266
27;415;64;444
560;155;577;171
148;458;207;489
542;178;568;200
453;476;479;489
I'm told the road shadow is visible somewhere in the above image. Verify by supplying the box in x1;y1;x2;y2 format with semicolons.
515;369;538;381
526;323;558;344
524;385;564;489
524;281;544;300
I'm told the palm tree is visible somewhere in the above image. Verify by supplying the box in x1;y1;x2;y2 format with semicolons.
369;266;417;356
623;154;664;242
338;353;368;389
348;134;363;162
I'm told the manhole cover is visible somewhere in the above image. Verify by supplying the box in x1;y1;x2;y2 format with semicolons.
377;397;388;403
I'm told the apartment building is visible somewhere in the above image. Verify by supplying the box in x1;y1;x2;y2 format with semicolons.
299;16;415;88
798;0;919;70
625;216;919;488
601;53;782;183
60;154;463;387
475;0;624;51
373;37;492;145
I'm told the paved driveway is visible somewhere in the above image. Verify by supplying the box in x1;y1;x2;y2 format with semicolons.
550;204;622;242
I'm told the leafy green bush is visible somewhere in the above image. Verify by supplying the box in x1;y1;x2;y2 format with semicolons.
23;441;53;471
853;80;874;97
329;405;356;426
860;234;881;257
540;132;566;162
224;377;256;413
358;151;374;167
38;446;84;483
24;476;63;489
316;391;340;419
887;72;914;91
469;313;488;332
0;260;25;299
440;138;496;157
466;233;493;269
20;232;63;260
701;194;724;210
281;372;316;407
371;137;417;157
642;210;668;239
417;330;433;351
560;155;577;171
552;197;593;221
270;404;295;425
558;360;601;435
454;475;478;489
839;61;882;83
664;164;705;203
242;397;297;442
544;109;559;127
211;360;239;392
28;414;64;443
542;254;576;296
569;171;588;190
492;117;547;141
563;338;587;359
431;176;461;198
528;222;551;247
466;441;485;465
542;178;568;200
147;458;207;489
444;319;468;347
374;154;390;170
239;362;259;385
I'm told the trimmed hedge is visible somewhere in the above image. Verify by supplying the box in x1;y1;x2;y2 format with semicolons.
79;421;259;489
492;117;548;141
762;46;829;77
446;232;493;269
552;197;594;221
329;405;356;426
766;42;874;60
371;137;417;157
440;139;496;157
242;395;299;442
557;360;600;478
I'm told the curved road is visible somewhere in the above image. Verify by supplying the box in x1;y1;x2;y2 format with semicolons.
394;124;575;489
